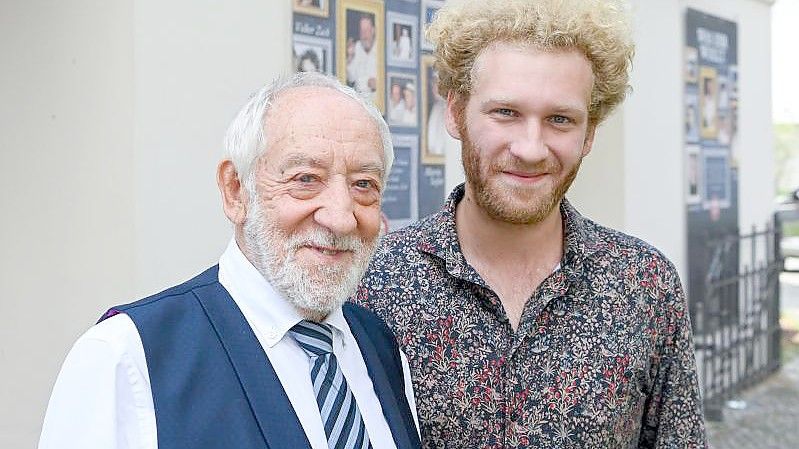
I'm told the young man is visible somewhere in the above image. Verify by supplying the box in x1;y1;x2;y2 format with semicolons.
39;73;420;449
355;1;706;447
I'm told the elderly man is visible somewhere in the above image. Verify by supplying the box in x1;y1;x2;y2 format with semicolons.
39;73;420;449
355;0;706;448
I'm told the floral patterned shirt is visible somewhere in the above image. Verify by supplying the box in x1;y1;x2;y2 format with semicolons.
354;185;706;449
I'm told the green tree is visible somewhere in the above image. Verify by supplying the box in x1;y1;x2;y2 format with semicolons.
775;123;799;197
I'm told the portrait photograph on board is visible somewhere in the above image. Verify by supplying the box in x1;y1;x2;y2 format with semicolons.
420;55;449;165
684;46;698;84
684;87;700;143
386;72;418;127
685;145;702;205
338;0;385;112
387;11;418;68
293;34;333;74
699;66;719;140
293;0;329;18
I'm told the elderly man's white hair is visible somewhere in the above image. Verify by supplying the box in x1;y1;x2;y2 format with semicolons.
223;72;394;193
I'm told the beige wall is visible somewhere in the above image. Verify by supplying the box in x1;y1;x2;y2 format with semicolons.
131;0;291;297
569;109;627;232
0;1;135;447
0;1;290;447
622;0;687;268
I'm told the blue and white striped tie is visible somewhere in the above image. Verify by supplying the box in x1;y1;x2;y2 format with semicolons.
289;320;371;449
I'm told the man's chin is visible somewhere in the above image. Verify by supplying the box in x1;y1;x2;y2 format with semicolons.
286;284;350;320
292;297;342;321
478;188;559;224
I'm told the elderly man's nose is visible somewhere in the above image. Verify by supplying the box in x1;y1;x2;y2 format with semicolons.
314;182;358;236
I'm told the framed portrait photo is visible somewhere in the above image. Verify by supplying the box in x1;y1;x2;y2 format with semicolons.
337;0;385;112
684;46;698;84
420;55;448;165
699;66;718;140
386;11;418;68
293;34;333;74
386;72;418;127
293;0;329;18
685;145;702;205
684;86;699;143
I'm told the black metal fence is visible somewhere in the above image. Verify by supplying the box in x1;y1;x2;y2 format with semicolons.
692;220;782;421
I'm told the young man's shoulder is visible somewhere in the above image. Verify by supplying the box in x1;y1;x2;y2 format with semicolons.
372;213;442;261
581;216;682;287
355;213;446;310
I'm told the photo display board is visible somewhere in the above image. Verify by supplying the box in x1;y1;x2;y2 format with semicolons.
683;8;740;327
292;0;448;230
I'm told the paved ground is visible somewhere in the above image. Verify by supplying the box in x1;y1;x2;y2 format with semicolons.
706;272;799;449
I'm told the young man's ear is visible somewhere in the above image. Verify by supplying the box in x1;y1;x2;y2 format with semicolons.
581;124;597;157
445;91;465;140
217;160;247;225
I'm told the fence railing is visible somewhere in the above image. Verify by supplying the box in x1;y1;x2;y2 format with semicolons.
692;220;782;421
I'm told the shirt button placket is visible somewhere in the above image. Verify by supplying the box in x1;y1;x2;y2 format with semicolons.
501;354;512;447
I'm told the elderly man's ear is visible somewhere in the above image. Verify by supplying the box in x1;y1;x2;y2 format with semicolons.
217;160;248;226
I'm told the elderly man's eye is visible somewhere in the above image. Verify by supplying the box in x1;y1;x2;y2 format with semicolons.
354;179;375;189
297;174;318;183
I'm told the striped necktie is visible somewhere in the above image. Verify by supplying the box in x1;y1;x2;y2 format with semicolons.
289;320;372;449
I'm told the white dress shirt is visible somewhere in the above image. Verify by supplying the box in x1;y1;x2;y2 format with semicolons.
39;239;418;449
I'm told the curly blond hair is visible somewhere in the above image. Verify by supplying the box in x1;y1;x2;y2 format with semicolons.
427;0;634;125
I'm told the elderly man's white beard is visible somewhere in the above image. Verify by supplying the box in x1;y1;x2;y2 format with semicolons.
241;196;378;319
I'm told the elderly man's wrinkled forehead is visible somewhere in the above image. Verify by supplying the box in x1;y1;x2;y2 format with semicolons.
260;86;385;169
264;86;379;136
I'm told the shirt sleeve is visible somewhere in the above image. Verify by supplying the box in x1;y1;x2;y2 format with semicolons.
399;350;420;436
638;277;707;449
38;314;156;449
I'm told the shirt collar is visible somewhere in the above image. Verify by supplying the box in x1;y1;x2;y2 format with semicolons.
416;183;604;278
218;238;348;348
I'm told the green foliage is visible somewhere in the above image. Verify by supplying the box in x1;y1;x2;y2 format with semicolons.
775;123;799;196
784;221;799;238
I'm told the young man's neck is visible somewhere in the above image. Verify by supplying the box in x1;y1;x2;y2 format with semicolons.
455;185;564;265
454;184;565;330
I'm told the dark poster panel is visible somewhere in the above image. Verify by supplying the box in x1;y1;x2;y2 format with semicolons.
684;8;740;332
383;134;419;229
418;164;446;218
292;0;447;231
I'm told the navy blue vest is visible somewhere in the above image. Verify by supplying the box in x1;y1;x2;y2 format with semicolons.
101;266;420;449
